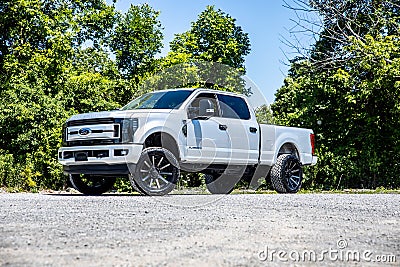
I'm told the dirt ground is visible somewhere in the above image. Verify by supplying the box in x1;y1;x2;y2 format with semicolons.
0;193;399;266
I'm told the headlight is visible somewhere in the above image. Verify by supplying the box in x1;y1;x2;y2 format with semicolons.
122;118;138;143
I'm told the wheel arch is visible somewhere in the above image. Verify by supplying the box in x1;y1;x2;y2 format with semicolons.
276;142;300;162
267;142;300;181
143;132;180;160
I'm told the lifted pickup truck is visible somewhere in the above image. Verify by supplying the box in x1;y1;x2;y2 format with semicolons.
58;88;317;195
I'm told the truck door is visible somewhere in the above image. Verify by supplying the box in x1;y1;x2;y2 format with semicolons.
185;93;231;164
216;94;260;165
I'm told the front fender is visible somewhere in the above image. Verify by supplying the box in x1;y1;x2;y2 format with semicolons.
133;113;185;159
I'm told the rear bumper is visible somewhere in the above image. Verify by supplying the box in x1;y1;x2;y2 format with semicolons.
299;153;318;166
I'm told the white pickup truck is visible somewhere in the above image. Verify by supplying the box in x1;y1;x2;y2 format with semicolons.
58;88;317;195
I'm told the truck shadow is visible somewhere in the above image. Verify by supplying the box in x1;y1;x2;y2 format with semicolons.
43;193;212;197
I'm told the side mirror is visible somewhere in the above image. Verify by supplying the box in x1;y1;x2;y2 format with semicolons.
187;98;215;120
187;107;199;120
199;99;215;116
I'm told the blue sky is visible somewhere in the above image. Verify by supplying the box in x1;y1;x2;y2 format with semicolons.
109;0;313;104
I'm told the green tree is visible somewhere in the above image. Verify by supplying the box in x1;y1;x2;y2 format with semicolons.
273;0;400;189
170;5;250;72
110;4;163;79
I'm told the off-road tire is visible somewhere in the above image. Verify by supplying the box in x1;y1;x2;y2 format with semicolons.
270;154;303;193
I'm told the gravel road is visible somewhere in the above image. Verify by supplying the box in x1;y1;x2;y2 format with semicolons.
0;193;399;266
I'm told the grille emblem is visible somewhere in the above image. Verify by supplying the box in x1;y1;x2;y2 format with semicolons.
78;128;92;136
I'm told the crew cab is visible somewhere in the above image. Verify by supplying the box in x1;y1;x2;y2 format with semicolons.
58;88;317;195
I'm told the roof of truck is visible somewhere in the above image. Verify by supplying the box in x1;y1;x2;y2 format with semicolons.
152;87;247;98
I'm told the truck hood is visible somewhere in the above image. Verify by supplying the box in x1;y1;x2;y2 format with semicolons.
67;109;174;121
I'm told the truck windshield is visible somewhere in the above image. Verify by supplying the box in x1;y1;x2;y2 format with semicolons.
121;90;193;110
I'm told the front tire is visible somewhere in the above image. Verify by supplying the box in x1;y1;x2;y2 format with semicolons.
130;147;180;196
69;174;116;195
128;175;145;195
270;154;303;193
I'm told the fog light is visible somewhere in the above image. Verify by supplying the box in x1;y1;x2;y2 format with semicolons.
114;149;129;156
63;152;73;159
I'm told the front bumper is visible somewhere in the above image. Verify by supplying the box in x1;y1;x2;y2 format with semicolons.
62;163;135;175
58;144;143;166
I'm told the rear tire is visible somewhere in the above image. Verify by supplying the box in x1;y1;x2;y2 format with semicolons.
270;154;303;193
69;174;116;195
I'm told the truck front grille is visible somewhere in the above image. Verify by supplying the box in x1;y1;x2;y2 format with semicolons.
64;118;123;147
67;118;116;127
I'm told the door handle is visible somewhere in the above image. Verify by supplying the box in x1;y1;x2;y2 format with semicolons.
219;124;227;131
250;127;257;133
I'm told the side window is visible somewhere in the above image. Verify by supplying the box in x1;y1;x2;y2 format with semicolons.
217;94;251;120
187;93;219;119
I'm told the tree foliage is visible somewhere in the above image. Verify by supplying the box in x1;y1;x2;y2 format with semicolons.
273;0;400;189
170;5;250;72
110;4;163;79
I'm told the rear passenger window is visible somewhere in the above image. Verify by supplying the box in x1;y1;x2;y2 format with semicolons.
217;94;251;120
